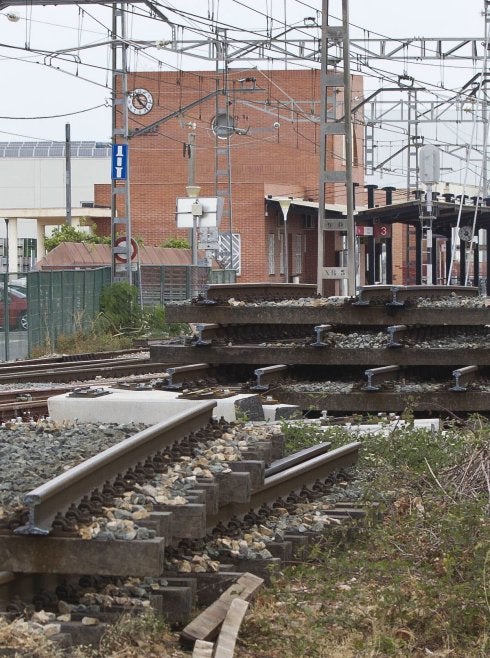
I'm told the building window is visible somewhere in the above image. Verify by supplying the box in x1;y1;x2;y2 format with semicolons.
279;233;284;275
268;234;275;275
293;234;302;274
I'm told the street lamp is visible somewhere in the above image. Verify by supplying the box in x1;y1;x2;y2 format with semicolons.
279;198;292;282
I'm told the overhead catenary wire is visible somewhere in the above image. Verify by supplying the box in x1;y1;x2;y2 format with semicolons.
0;0;487;192
447;2;490;286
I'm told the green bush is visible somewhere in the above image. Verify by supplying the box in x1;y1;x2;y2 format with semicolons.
161;237;190;249
99;282;142;333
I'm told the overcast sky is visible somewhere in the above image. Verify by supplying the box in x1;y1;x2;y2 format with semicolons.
0;0;486;153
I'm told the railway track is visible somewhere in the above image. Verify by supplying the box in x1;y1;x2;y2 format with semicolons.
0;404;362;652
1;282;484;653
0;352;171;385
154;283;490;415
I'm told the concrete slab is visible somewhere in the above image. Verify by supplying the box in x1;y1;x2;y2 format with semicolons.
48;389;211;424
47;389;266;425
214;394;264;422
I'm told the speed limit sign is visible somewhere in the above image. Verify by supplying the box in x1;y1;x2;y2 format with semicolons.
114;236;138;262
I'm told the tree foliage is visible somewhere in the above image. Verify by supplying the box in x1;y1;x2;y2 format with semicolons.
44;223;111;252
161;237;190;249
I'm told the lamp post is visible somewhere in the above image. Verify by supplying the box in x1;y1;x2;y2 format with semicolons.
279;198;292;282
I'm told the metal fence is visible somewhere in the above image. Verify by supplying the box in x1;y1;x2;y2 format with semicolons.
136;266;236;305
27;267;111;354
0;266;236;360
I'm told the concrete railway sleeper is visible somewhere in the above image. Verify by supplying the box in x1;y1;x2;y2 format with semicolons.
195;283;317;305
354;284;479;307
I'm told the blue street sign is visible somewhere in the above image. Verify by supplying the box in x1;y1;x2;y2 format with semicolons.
112;144;128;180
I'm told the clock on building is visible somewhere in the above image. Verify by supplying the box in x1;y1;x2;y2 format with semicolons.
127;88;154;115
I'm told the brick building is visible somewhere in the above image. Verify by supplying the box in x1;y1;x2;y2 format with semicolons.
96;68;364;283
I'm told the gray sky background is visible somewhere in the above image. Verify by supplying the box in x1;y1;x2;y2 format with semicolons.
0;0;487;188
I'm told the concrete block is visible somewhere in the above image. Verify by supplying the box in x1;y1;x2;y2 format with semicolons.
253;441;272;463
0;536;166;577
227;558;281;584
283;534;311;558
228;461;264;490
150;586;194;624
59;621;107;646
137;511;173;538
214;394;264;422
270;432;285;460
196;480;219;515
267;541;293;563
161;571;245;607
263;404;300;421
216;471;251;504
162;577;198;600
186;489;207;504
155;503;206;540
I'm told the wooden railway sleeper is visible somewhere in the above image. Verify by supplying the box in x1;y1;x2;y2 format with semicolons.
387;324;408;348
311;324;333;347
251;365;288;391
449;365;478;391
363;365;401;391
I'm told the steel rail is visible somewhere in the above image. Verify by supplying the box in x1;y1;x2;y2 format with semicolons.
0;361;171;384
264;441;332;477
15;401;216;536
0;348;147;370
0;355;149;375
207;441;360;528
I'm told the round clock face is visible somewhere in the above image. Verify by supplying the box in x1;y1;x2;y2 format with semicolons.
127;88;154;115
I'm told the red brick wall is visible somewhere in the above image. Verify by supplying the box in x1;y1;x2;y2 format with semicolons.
96;68;364;282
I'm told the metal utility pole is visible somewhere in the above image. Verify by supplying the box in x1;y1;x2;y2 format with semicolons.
317;0;355;296
65;123;72;226
110;2;132;284
186;126;197;256
214;29;235;273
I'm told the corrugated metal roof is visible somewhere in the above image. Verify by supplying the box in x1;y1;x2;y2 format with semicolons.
36;242;197;269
